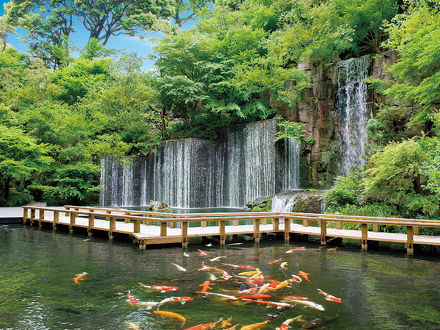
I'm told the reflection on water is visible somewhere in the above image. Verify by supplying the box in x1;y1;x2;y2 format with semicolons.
1;225;440;329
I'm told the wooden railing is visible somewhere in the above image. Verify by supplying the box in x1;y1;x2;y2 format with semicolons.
22;206;440;255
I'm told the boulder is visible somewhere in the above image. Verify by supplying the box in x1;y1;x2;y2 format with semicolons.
246;196;272;211
147;201;171;212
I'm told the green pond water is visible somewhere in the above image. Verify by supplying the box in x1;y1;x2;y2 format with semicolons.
1;224;440;329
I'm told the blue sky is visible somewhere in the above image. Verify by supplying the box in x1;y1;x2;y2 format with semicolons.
0;0;186;71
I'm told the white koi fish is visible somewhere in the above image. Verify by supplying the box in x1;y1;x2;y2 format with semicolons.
291;299;325;311
158;296;194;307
209;256;226;262
183;252;190;257
203;292;237;300
209;273;217;281
171;263;187;272
257;283;271;294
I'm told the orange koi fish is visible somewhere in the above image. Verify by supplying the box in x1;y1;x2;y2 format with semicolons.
317;289;342;303
199;249;207;257
139;283;179;293
268;258;282;264
279;315;304;330
73;272;88;285
196;280;213;294
184;318;223;330
237;294;271;300
154;310;186;326
297;271;311;283
327;247;338;251
268;280;280;288
240;319;269;330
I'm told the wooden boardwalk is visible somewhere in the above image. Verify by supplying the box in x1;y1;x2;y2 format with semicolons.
22;205;440;255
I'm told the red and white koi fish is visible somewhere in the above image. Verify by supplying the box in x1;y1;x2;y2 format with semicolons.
237;294;271;300
172;263;187;272
196;280;213;294
278;315;304;330
158;296;194;307
126;292;159;309
317;289;342;303
198;249;207;257
290;299;325;311
287;275;302;283
268;258;282;264
198;262;218;272
222;271;233;280
139;283;179;293
209;256;226;262
298;271;311;283
222;263;255;270
127;291;138;304
73;272;88;285
286;247;306;253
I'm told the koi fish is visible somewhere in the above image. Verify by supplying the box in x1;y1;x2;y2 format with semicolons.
223;263;255;270
198;263;220;272
222;317;233;328
317;289;342;303
209;273;217;281
280;262;288;270
127;322;140;330
239;269;260;276
127;291;138;305
139;283;179;293
286;247;306;253
268;258;282;264
227;242;243;246
240;319;269;329
222;271;233;280
209;256;226;262
73;272;88;285
158;296;194;307
278;315;304;330
327;247;338;251
203;292;237;300
172;263;187;272
257;283;271;294
199;249;207;257
237;294;271;300
126;292;159;309
252;300;292;309
287;275;302;283
272;281;290;291
206;243;213;247
153;310;186;326
280;296;309;302
183;252;190;257
184;318;223;330
290;299;325;311
196;280;213;294
297;271;311;283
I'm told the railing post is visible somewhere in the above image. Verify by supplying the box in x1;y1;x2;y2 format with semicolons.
413;225;419;235
361;223;368;251
273;217;279;231
201;217;207;227
160;222;167;236
302;218;309;227
373;223;379;232
320;220;327;245
182;221;188;248
406;225;414;255
38;209;44;227
69;212;76;233
284;218;291;242
65;207;69;216
53;210;59;230
253;219;260;243
233;219;239;226
262;217;267;225
88;214;95;237
219;220;226;246
124;212;130;223
109;216;116;240
134;219;141;233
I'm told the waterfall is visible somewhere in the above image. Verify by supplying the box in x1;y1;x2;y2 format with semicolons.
336;55;370;175
271;191;301;212
100;119;301;208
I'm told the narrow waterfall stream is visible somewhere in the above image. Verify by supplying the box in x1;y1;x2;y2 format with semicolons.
336;55;370;175
100;119;301;208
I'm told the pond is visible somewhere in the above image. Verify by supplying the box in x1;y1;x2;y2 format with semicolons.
1;224;440;329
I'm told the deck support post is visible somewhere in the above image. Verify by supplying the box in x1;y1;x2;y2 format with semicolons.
219;220;226;246
253;219;260;243
284;218;291;242
320;220;327;245
134;220;140;233
38;210;44;227
53;210;59;230
182;221;188;248
69;212;76;233
406;226;414;255
160;222;167;236
361;223;368;251
139;240;146;250
88;214;95;236
30;209;36;225
273;218;279;231
109;216;116;240
23;208;28;224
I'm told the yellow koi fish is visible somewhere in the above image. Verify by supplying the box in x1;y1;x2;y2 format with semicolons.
240;320;270;330
153;310;186;326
